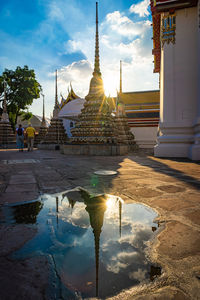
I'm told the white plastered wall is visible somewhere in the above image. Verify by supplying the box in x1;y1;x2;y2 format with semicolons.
131;127;158;148
154;6;199;158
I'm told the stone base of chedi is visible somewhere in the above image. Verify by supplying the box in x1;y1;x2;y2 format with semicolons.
0;121;15;148
38;118;68;150
34;127;48;146
115;115;135;145
61;143;134;156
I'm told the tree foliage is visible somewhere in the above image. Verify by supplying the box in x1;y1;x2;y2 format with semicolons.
0;65;42;129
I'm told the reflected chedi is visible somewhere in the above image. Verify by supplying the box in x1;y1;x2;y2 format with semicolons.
84;193;107;297
6;188;159;299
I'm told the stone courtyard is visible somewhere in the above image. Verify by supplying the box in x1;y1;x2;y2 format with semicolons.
0;148;199;300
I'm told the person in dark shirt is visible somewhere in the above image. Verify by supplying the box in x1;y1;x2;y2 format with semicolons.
16;124;25;152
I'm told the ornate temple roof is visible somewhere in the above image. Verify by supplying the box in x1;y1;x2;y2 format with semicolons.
116;90;160;128
58;97;85;118
151;0;198;13
118;90;160;105
59;84;80;110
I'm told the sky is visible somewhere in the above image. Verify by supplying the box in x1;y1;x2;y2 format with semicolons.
0;0;159;118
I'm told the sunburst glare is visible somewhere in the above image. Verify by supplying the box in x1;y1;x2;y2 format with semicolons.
106;195;124;210
104;75;118;97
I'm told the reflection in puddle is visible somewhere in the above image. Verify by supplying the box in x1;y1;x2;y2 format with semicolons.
2;187;161;299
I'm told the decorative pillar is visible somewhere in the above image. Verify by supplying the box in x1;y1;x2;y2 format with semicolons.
154;5;199;158
189;1;200;160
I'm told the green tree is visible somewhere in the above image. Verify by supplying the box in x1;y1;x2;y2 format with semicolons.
0;65;42;129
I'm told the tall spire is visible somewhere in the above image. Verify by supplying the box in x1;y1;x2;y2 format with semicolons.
120;60;122;93
93;2;101;76
1;80;9;123
41;93;46;127
52;69;60;118
55;69;58;107
119;199;122;238
85;195;106;298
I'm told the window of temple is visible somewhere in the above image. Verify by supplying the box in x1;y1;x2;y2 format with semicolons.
161;13;176;46
70;121;74;128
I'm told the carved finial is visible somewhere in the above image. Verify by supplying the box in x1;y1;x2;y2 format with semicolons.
93;2;101;76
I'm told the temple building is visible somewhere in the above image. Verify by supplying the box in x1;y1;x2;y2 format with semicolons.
115;61;160;148
118;90;160;148
17;115;50;133
151;0;200;160
58;85;85;137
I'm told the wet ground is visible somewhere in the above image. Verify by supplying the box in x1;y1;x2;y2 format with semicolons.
0;149;200;299
2;189;160;299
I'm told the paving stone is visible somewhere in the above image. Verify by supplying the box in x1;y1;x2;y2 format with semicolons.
9;175;36;185
156;185;186;193
158;221;200;259
5;184;38;193
132;287;189;300
184;209;200;226
0;192;39;204
0;225;37;256
150;196;197;212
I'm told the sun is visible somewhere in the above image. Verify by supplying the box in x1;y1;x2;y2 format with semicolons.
103;75;118;97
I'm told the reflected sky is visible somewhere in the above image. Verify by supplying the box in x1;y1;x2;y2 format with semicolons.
3;188;159;299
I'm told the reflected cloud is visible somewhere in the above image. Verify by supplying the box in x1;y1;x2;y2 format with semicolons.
59;203;90;229
102;225;152;275
129;268;148;282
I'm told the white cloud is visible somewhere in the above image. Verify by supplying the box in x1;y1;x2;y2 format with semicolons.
130;0;150;17
129;268;147;282
57;60;93;98
59;202;90;228
29;2;158;116
105;11;150;38
48;2;64;21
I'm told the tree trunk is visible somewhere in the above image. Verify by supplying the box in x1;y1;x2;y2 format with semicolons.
14;108;20;128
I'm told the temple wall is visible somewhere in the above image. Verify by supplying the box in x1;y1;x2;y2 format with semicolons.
160;7;198;124
189;0;200;160
131;127;158;148
155;5;200;159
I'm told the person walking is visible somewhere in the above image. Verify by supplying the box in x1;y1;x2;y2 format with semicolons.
25;124;36;151
16;124;25;152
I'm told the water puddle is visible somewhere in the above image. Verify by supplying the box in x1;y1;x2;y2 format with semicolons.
1;187;161;299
